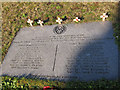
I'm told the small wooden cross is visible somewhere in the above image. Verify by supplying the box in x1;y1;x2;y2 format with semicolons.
100;13;108;21
27;19;33;26
73;17;80;22
37;20;44;27
56;17;62;24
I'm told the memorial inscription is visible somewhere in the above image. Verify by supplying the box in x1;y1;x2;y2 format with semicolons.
1;21;118;81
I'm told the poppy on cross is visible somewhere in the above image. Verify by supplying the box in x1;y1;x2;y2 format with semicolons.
73;17;81;22
100;13;108;21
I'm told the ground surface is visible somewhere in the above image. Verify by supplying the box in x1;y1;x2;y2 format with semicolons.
1;2;120;89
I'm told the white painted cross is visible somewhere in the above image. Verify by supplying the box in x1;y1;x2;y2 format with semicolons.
27;19;33;26
100;13;108;21
37;20;44;27
73;17;80;22
56;17;62;24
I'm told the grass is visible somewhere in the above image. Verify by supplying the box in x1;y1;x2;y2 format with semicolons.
1;2;120;89
1;76;120;89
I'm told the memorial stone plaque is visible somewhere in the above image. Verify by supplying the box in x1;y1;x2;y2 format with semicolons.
1;21;118;81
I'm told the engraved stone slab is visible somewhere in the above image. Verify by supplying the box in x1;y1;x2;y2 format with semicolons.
1;21;118;81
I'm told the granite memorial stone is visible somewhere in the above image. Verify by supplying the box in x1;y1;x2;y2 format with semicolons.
1;21;118;81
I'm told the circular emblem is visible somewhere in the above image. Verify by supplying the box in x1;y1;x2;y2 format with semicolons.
53;25;66;34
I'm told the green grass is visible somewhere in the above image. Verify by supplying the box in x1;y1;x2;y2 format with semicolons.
1;2;120;89
1;76;120;89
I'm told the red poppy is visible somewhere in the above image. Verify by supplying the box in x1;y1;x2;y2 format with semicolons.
76;19;78;21
43;86;51;90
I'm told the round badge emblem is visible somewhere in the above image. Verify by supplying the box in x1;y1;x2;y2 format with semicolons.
53;25;66;34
